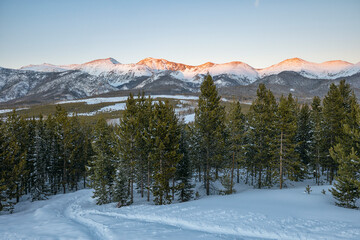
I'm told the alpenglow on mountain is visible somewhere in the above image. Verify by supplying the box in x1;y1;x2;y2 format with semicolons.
1;57;360;103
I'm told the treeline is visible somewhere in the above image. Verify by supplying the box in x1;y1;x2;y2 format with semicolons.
0;106;93;212
1;75;360;211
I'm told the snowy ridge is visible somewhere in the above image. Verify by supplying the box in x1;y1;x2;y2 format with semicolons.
258;58;360;79
20;63;70;72
18;57;360;81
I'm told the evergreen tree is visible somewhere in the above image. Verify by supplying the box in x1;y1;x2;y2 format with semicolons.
195;74;226;195
227;100;246;187
150;101;181;205
322;80;352;183
0;111;27;210
310;96;324;184
31;115;50;200
89;118;116;205
176;124;194;202
247;84;277;188
276;94;299;189
330;146;360;209
116;93;138;204
296;104;312;167
135;92;152;200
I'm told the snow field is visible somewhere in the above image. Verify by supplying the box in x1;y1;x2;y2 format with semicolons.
1;184;359;240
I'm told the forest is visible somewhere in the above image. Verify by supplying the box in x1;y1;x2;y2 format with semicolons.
1;75;359;212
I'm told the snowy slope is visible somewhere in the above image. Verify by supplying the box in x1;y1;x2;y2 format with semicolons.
3;57;360;103
259;58;360;79
20;63;70;72
0;185;359;240
18;57;360;82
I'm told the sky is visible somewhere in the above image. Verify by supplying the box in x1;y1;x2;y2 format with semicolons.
0;0;359;69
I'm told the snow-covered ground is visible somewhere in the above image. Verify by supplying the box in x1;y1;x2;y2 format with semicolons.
0;108;28;114
1;184;359;240
58;95;200;105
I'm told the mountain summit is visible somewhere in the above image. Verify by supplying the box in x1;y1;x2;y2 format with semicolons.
1;57;359;103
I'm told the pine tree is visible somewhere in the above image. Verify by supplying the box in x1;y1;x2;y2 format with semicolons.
247;84;277;188
176;124;194;202
195;74;226;195
89;118;116;205
115;93;138;204
31;115;50;200
227;100;246;188
310;96;324;184
150;101;181;205
296;104;312;167
322;80;352;183
0;111;27;211
330;146;360;209
277;94;299;189
135;92;152;200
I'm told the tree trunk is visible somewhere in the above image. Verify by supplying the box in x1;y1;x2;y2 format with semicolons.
141;177;144;198
198;166;201;182
230;152;235;194
147;160;150;202
316;148;320;185
16;184;20;203
206;148;210;195
258;168;262;189
236;160;240;183
172;177;175;200
280;131;283;189
159;157;162;205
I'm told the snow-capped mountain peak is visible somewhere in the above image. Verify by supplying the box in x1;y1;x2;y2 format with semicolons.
137;57;190;71
20;63;71;72
15;57;360;82
259;58;360;79
82;57;120;65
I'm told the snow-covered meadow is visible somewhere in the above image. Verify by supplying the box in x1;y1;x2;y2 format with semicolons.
1;183;359;240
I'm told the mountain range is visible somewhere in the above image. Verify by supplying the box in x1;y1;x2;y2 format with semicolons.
1;57;360;104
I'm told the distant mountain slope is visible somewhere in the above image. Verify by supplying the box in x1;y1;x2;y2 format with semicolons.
1;57;360;104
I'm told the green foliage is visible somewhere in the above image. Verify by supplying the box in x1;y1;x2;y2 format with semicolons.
330;146;360;209
296;104;312;166
89;118;115;205
310;96;325;185
276;94;301;188
150;101;182;205
246;84;277;188
195;74;227;195
176;125;194;202
322;80;353;183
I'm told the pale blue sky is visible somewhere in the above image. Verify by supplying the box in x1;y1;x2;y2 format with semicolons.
0;0;359;69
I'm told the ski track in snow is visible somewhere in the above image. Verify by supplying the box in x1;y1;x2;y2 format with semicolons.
1;186;360;240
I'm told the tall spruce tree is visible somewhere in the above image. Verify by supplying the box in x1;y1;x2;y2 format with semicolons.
227;100;246;188
195;74;226;195
296;104;312;167
247;84;277;188
0;111;27;210
310;96;324;184
322;80;352;183
150;101;181;205
116;93;138;204
277;94;299;189
330;146;360;209
135;92;153;200
89;118;116;205
176;124;194;202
